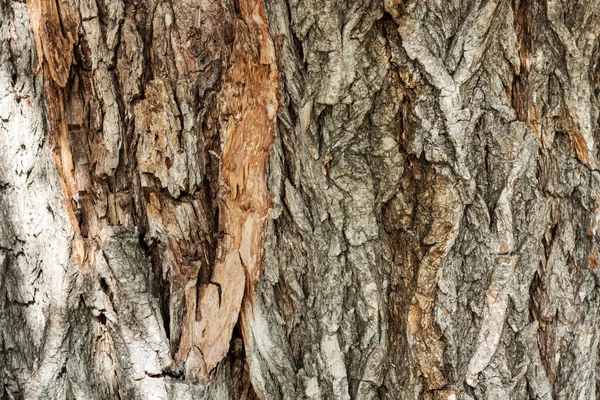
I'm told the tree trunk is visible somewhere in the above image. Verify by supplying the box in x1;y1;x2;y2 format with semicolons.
1;0;600;398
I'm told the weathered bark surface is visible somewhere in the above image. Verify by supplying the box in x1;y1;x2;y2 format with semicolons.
1;0;600;399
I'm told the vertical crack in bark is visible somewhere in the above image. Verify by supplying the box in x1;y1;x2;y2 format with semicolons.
512;0;532;126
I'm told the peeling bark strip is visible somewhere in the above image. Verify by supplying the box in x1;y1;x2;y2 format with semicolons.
26;0;79;233
27;0;73;88
180;0;279;379
217;0;279;369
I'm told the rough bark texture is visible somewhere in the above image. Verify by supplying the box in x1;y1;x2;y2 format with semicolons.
1;0;600;399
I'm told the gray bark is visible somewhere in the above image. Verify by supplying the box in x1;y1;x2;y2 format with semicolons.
1;0;600;399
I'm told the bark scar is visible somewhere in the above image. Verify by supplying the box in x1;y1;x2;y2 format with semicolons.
27;0;74;88
179;0;280;380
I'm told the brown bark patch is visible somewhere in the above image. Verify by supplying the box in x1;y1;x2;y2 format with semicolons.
386;155;461;393
26;0;89;240
178;0;280;380
589;248;598;270
220;0;278;298
567;130;590;165
27;0;74;88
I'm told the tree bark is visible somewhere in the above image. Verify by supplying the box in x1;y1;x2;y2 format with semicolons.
1;0;600;399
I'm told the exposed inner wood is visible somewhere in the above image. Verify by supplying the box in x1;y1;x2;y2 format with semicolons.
181;0;280;380
27;0;279;384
